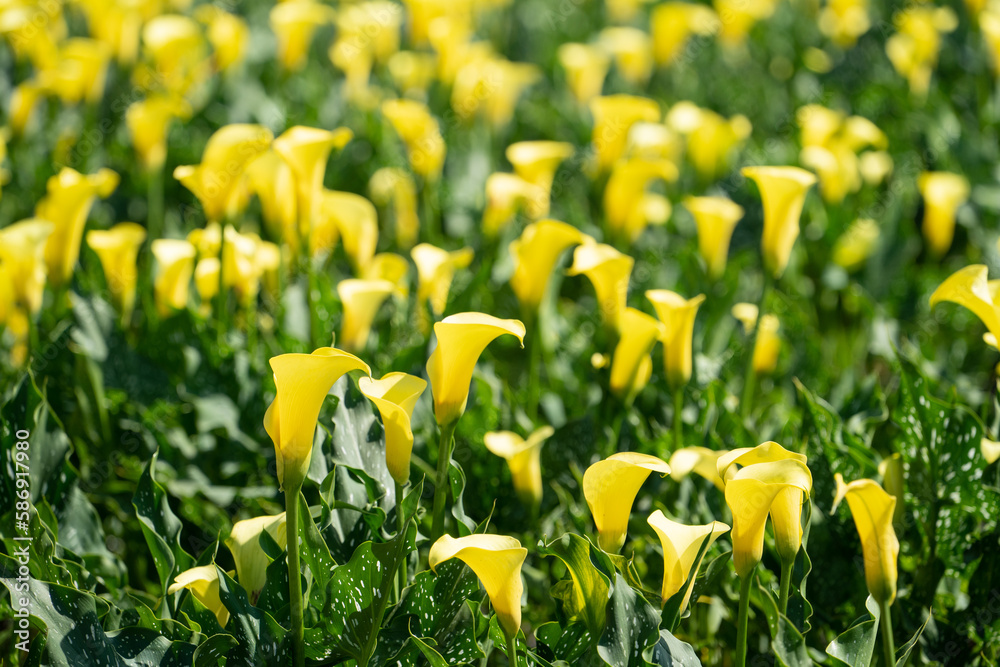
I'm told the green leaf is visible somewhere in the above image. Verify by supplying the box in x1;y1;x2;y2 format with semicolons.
409;635;451;667
538;533;611;634
751;578;813;667
534;621;598;664
895;609;931;667
644;629;702;667
132;450;193;597
597;574;661;667
825;596;880;667
193;634;239;667
399;559;484;665
296;492;335;609
215;567;288;666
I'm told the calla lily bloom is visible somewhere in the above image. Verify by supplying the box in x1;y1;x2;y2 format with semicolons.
929;265;1000;344
429;534;527;640
609;308;664;401
49;38;111;104
918;171;969;258
370;168;420;249
195;6;249;73
598;27;654;85
264;348;371;490
819;0;871;47
195;257;220;312
426;313;525;425
557;43;610;105
626;122;683;162
269;1;335;71
388;50;438;97
484;426;554;507
359;372;427;485
604;159;678;243
509;220;589;312
0;219;54;315
226;513;287;597
86;222;147;321
713;0;779;45
568;242;634;329
141;15;207;95
651;3;718;65
36;167;119;287
382;98;446;180
168;566;229;627
337;279;397;352
646;290;705;391
647;510;729;610
669;447;726;490
668;103;752;179
482;173;544;237
152;239;196;317
452;58;540;129
878;453;905;529
684;196;744;279
741;166;817;278
412;244;474;318
886;6;957;98
732;302;759;334
981;438;1000;464
584;452;672;553
363;253;410;296
832;474;899;605
126;95;191;172
506;141;574;219
832;218;880;271
752;314;781;375
246;151;298;246
590;95;661;173
319;190;379;273
274;126;353;232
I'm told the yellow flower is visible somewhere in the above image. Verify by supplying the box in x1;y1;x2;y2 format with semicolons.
452;57;540;129
264;348;371;490
273;125;353;231
481;173;543;237
981;438;1000;464
626;122;683;162
47;38;111;104
388;50;438;98
752;314;781;375
567;242;634;329
832;474;899;605
878;453;905;529
598;27;653;86
429;534;527;640
590;95;661;173
859;151;894;186
246;151;298;247
225;513;287;597
126;95;192;172
363;253;411;296
669;447;726;490
930;264;1000;344
141;15;208;95
412;244;474;318
426;313;525;425
832;218;880;271
605;0;655;22
382;98;446;180
85;222;147;320
359;372;428;485
818;0;871;47
918;171;970;258
35;167;119;288
713;0;779;46
650;3;718;65
509;220;589;312
741;166;817;278
370;167;420;249
609;308;664;401
683;196;743;279
557;43;610;106
484;426;554;507
426;15;477;84
646;290;705;391
317;190;380;273
583;452;672;553
337;279;397;352
604;159;678;243
195;257;220;311
0;219;54;315
886;7;957;98
152;239;197;317
647;510;729;610
668;104;752;180
269;1;335;71
506;141;574;219
195;6;249;72
221;228;267;305
168;565;229;627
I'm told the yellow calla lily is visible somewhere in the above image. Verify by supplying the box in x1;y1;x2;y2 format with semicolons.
509;220;589;312
412;244;474;318
264;348;371;490
981;438;1000;464
168;565;229;627
832;218;880;271
647;510;729;610
832;474;899;605
930;265;1000;344
195;257;220;312
152;239;197;317
126;95;192;172
713;0;779;46
337;279;396;352
650;3;718;65
363;253;410;296
426;312;525;425
878;453;905;529
49;38;111;104
646;290;705;391
429;534;527;640
274;126;353;233
598;27;653;86
668;104;752;179
583;452;672;553
609;308;664;401
482;173;544;237
684;196;744;279
246;151;298;247
626;122;683;162
382;98;446;180
35;167;119;288
452;58;540;129
318;190;379;273
269;0;335;71
9;82;45;135
484;426;554;507
225;513;287;597
731;302;759;334
590;95;661;173
370;167;420;249
752;314;781;375
818;0;871;47
85;222;147;320
604;159;678;243
741;166;817;278
669;447;726;490
568;242;634;329
359;372;427;486
0;219;54;315
195;5;249;72
886;6;956;98
388;50;438;97
141;14;207;95
506;141;574;219
918;171;969;258
557;43;610;106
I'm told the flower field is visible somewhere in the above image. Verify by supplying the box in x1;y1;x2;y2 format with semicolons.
2;0;1000;664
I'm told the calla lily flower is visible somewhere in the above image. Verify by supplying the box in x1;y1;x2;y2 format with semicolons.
509;220;589;312
337;279;397;352
195;6;249;73
819;0;871;46
152;239;197;317
609;308;664;401
732;302;759;334
557;43;610;105
48;38;111;104
741;166;817;278
878;453;905;529
506;141;574;219
141;15;207;95
382;98;446;180
226;513;287;597
568;242;634;329
626;122;683;161
36;167;119;287
590;95;661;173
604;158;678;242
246;151;298;246
713;0;779;45
918;171;969;258
886;6;956;98
370;168;420;249
0;219;54;315
429;534;527;640
598;27;654;85
930;265;1000;344
752;314;781;375
85;222;147;321
684;196;744;279
9;82;45;135
484;426;554;507
426;313;525;425
832;474;899;604
359;372;427;485
126;95;191;172
651;3;718;65
646;290;705;391
669;447;726;490
195;257;220;312
832;218;880;271
269;1;335;71
584;452;672;553
388;50;438;97
606;0;655;22
168;565;229;627
647;510;729;610
482;173;544;237
412;244;474;318
318;190;379;273
264;348;371;490
668;103;752;179
274;126;353;232
452;58;540;129
363;253;410;295
981;438;1000;464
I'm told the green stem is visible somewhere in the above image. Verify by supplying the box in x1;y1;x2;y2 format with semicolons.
285;484;305;667
394;480;408;595
430;420;457;540
740;276;773;421
736;572;753;667
672;388;684;450
148;166;164;242
880;601;896;667
505;631;518;667
778;558;793;616
216;223;228;342
526;311;541;422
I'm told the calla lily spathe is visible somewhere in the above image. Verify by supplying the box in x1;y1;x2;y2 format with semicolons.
359;372;427;485
667;103;752;180
583;452;672;553
370;168;420;249
452;57;540;129
506;141;574;219
886;6;956;98
484;426;554;508
832;218;880;271
684;196;744;279
646;290;705;391
982;438;1000;464
598;27;654;86
832;474;899;605
557;43;610;106
226;513;287;597
337;279;397;352
152;239;196;317
0;219;54;315
509;220;589;312
482;173;543;237
274;125;353;233
752;314;781;375
141;15;207;96
918;171;970;258
568;242;634;329
647;510;729;610
669;447;726;490
86;222;147;321
604;159;678;242
126;95;191;172
929;265;1000;344
246;151;298;246
382;98;446;180
319;190;380;273
412;243;474;318
590;95;661;173
741;166;817;278
269;1;335;71
427;313;525;425
609;308;664;401
651;3;718;65
196;5;249;73
429;534;527;640
363;253;411;295
168;565;229;627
